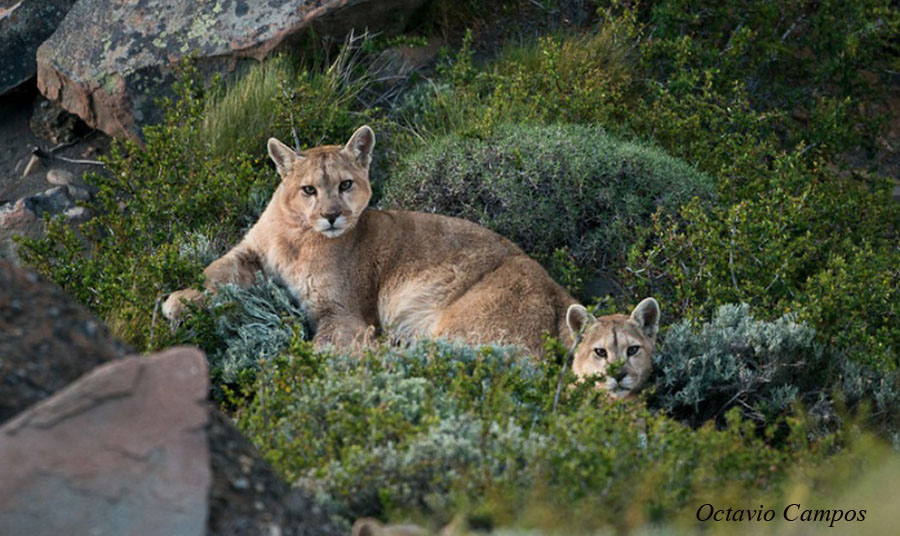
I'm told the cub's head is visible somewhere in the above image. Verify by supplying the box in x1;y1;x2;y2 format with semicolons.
565;298;660;398
267;126;375;238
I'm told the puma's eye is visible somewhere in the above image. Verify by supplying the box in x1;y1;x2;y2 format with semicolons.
627;345;641;357
593;348;608;359
339;180;353;192
301;186;317;196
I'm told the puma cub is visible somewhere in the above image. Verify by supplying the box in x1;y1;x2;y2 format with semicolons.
162;126;659;395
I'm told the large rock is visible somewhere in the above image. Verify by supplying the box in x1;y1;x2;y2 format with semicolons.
206;409;341;536
0;259;341;535
0;257;129;422
0;0;77;95
36;0;427;141
0;347;212;536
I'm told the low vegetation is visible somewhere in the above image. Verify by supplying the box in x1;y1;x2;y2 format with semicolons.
381;123;714;289
18;0;900;533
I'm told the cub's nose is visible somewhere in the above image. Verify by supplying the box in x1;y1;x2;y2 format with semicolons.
322;212;341;225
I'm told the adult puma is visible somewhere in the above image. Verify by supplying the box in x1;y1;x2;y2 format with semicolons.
163;126;658;394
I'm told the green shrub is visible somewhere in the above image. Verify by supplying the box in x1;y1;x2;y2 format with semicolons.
236;339;801;533
625;171;900;371
395;27;635;140
381;123;714;286
650;304;900;444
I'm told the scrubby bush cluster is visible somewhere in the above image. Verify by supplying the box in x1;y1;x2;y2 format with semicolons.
650;304;900;442
237;340;798;532
381;123;713;285
202;275;307;383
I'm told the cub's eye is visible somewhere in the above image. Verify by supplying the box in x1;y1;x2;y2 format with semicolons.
627;345;641;357
301;186;317;196
593;348;608;359
339;180;353;192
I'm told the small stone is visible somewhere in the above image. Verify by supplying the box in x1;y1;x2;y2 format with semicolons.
63;206;90;223
30;186;72;216
0;198;37;229
46;168;75;186
67;185;90;201
232;477;250;490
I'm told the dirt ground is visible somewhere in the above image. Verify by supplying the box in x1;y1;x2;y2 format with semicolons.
0;80;109;261
0;80;108;204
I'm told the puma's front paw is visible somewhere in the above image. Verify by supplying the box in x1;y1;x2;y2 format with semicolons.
162;288;206;321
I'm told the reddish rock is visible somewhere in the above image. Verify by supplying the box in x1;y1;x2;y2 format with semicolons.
0;197;36;228
0;347;211;536
36;0;427;141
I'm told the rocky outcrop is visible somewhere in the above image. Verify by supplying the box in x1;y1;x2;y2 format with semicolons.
0;184;91;230
0;0;77;95
0;259;340;535
0;257;128;422
0;347;212;535
36;0;427;141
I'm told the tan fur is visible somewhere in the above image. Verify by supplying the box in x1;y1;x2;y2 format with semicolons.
351;518;428;536
162;126;657;393
565;298;660;398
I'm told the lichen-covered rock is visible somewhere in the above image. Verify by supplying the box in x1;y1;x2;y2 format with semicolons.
36;0;427;141
0;0;78;95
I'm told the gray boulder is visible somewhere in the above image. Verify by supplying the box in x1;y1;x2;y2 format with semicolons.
0;0;77;95
36;0;427;141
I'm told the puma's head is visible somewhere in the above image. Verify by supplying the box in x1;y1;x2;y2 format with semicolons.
267;125;375;238
566;298;660;398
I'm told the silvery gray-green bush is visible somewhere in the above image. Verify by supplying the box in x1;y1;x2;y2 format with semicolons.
651;304;900;441
651;304;824;426
206;274;307;381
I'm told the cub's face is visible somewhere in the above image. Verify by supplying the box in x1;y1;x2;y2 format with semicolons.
267;126;375;238
566;298;660;398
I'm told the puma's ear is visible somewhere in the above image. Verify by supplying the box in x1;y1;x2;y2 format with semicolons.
342;125;376;168
351;518;383;536
566;304;596;335
267;137;302;178
630;297;660;339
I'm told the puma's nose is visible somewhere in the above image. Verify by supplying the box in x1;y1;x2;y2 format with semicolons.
322;212;341;225
614;365;628;382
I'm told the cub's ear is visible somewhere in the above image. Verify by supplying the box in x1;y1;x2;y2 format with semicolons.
343;125;376;168
566;304;596;335
267;137;302;178
630;297;660;339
